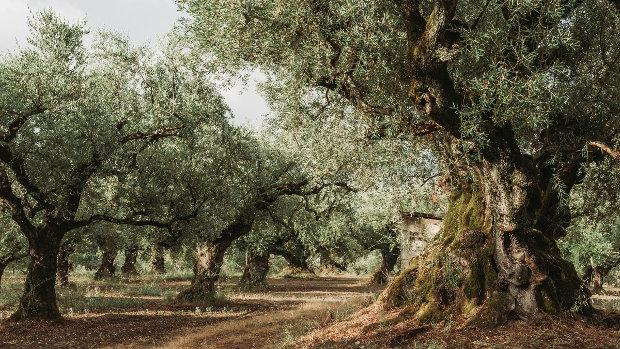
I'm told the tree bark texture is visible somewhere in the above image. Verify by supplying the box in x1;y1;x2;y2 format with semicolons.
379;159;587;326
10;231;63;321
152;244;166;274
56;239;76;287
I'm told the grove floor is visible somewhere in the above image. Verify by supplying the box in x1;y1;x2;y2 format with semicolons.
0;275;377;349
1;275;620;348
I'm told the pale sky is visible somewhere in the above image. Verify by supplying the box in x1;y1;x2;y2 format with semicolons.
0;0;270;128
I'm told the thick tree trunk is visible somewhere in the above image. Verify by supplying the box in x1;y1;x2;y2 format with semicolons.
178;240;231;301
94;239;118;280
379;160;586;326
10;232;63;321
152;244;166;274
239;251;270;289
121;245;140;276
370;245;400;285
56;239;76;287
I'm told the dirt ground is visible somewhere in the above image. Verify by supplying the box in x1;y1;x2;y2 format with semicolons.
298;290;620;349
2;278;620;349
0;277;377;349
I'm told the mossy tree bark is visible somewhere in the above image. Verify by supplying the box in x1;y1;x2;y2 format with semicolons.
379;156;587;325
368;0;592;326
121;245;140;276
239;251;270;289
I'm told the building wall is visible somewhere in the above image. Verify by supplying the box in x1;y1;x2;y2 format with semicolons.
398;215;442;269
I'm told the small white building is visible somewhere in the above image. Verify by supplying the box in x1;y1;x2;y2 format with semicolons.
398;212;442;270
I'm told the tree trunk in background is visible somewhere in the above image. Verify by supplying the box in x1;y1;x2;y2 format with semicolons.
178;214;254;302
318;246;347;272
10;231;63;321
152;244;166;274
370;245;400;285
239;251;270;289
94;237;118;280
56;240;76;287
274;240;314;275
121;245;140;276
380;158;586;326
0;262;6;289
582;255;620;294
178;240;231;301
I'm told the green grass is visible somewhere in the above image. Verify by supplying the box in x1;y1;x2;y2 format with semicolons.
0;272;193;315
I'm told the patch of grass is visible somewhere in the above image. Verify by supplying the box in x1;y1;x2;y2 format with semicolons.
276;297;372;348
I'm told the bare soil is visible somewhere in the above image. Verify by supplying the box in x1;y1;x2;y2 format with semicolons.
0;277;376;349
298;296;620;349
3;277;620;348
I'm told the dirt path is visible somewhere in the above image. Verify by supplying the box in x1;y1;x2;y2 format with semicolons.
153;277;376;349
0;277;377;349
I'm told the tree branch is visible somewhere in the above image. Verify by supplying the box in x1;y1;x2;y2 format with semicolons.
588;141;620;160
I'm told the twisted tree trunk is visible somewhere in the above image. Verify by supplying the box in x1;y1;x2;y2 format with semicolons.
370;245;400;286
121;245;140;276
239;251;270;289
10;230;63;321
56;239;76;287
380;156;586;326
152;244;166;274
178;214;254;301
178;240;231;300
94;236;118;280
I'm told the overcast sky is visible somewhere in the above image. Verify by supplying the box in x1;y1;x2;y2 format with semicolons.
0;0;269;128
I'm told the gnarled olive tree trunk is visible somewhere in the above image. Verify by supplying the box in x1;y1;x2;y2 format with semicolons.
94;236;118;280
10;230;63;321
56;239;77;287
380;157;587;326
178;215;255;301
152;244;166;274
370;245;400;286
178;240;231;300
239;250;270;289
121;245;140;276
582;255;620;294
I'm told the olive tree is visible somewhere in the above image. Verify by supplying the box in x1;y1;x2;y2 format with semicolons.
0;12;230;320
181;0;620;324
